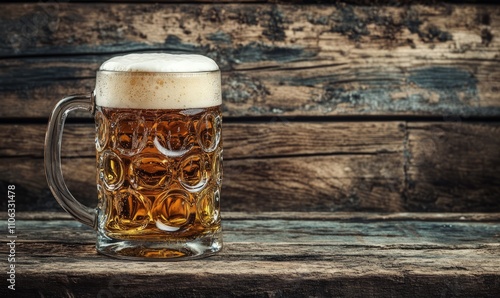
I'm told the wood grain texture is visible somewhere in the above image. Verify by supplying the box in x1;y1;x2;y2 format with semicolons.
1;121;499;212
0;212;499;297
225;153;403;212
3;121;405;212
0;122;404;158
406;122;500;211
0;3;499;118
0;153;403;212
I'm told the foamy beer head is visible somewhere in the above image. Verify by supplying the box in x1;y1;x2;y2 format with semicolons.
95;53;221;109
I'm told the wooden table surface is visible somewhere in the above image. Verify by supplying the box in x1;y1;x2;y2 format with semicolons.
1;212;499;297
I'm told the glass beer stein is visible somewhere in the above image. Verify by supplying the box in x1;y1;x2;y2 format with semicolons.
44;53;223;260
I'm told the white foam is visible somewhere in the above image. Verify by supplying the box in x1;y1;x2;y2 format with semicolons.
99;53;219;73
95;54;221;109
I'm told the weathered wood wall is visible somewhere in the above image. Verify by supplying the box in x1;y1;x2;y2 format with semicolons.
0;1;499;212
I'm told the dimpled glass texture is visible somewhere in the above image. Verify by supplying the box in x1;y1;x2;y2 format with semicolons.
95;106;222;240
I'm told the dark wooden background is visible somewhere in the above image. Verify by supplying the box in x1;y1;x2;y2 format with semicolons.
0;0;499;213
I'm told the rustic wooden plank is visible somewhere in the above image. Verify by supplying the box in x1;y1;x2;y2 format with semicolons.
224;121;404;158
0;152;403;212
225;153;404;212
2;121;500;212
0;213;499;297
0;123;95;158
2;3;498;57
406;122;500;212
0;3;499;117
0;122;404;158
1;121;405;212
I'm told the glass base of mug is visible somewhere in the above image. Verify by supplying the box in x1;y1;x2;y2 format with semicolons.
96;231;222;261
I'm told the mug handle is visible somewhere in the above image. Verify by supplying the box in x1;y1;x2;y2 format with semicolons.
44;93;97;229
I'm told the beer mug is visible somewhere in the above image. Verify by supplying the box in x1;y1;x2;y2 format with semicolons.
44;54;223;260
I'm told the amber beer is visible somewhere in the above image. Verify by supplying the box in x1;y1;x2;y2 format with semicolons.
93;54;223;258
95;105;222;240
